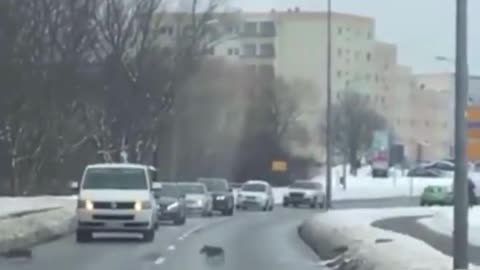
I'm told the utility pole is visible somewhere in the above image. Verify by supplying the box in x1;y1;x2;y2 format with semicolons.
453;0;469;269
325;0;333;209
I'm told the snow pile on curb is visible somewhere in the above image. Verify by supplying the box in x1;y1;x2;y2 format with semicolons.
299;208;479;270
0;196;77;218
0;201;76;253
418;206;480;246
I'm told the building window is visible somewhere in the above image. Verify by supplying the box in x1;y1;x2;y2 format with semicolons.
337;48;343;57
346;49;351;55
425;121;430;127
375;74;379;83
259;21;276;36
243;22;257;35
227;48;234;55
259;43;275;57
338;27;343;35
366;52;371;61
234;48;240;55
367;31;373;39
336;92;341;100
381;96;385;103
337;70;342;78
397;119;401;125
243;43;257;57
365;73;371;81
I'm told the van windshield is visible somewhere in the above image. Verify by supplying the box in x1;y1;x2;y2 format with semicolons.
82;168;148;190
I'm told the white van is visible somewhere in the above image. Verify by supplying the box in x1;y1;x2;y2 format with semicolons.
75;163;157;242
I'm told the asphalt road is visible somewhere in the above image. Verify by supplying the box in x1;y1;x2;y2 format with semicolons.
0;197;415;270
373;215;480;265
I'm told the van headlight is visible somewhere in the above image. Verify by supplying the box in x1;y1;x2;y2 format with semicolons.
78;199;94;210
134;200;152;211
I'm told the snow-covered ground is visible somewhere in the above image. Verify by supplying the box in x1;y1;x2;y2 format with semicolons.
419;207;480;247
301;207;480;270
0;196;76;218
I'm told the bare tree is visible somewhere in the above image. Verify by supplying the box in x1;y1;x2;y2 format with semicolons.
331;90;386;173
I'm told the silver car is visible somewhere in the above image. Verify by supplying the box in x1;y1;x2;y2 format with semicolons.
283;180;325;208
177;182;213;216
236;180;274;211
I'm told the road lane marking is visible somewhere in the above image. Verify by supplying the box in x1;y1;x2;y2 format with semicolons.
178;224;203;241
154;256;165;265
167;245;176;251
177;218;229;241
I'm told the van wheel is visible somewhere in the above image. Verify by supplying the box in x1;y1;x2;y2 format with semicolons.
143;229;155;242
76;230;92;243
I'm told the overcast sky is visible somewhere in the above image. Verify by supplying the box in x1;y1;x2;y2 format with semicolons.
229;0;480;74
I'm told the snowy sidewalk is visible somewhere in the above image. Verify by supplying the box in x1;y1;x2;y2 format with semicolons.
300;207;480;270
418;207;480;246
374;213;480;266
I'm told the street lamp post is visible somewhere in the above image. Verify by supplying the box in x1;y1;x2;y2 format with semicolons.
453;0;469;269
325;0;333;209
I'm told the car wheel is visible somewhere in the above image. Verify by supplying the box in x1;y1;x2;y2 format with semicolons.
310;198;317;209
143;229;155;242
76;230;92;243
224;208;234;216
420;200;426;206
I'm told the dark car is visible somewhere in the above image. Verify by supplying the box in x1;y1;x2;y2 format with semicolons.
407;167;444;177
154;183;187;225
423;161;455;171
198;177;234;216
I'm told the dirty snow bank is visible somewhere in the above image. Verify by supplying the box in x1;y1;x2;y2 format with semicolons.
299;207;479;270
0;201;76;253
0;196;76;218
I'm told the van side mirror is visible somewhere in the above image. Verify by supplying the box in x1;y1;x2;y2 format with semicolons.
70;181;79;193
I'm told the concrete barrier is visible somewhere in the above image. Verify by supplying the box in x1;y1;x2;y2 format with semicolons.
0;207;75;254
298;212;462;270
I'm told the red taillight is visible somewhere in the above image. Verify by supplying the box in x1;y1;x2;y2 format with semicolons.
374;151;387;161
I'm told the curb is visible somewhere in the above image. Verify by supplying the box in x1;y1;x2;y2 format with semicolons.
297;217;368;270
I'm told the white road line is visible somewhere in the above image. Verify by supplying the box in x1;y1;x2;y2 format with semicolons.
167;245;176;251
177;218;228;241
178;224;203;241
154;257;165;265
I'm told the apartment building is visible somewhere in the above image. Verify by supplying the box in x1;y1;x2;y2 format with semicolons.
157;9;454;162
414;73;480;160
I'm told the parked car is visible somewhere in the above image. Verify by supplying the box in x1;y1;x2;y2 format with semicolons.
153;182;186;225
236;180;274;211
177;182;213;216
407;167;444;178
423;160;455;171
420;185;450;206
74;163;157;242
198;178;234;216
283;180;325;208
